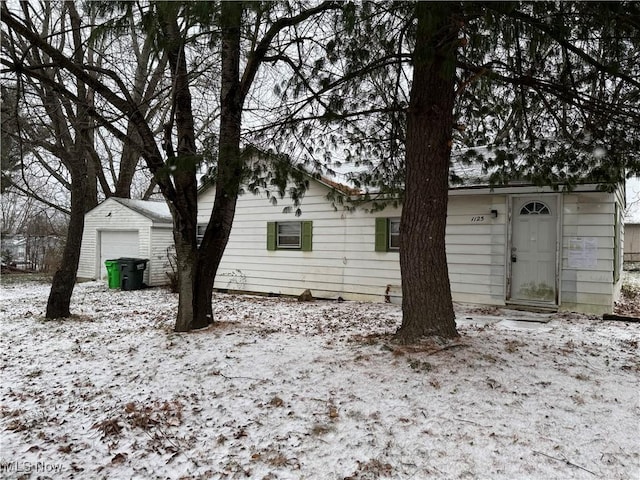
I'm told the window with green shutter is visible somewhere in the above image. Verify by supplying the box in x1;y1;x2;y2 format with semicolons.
375;217;400;252
267;221;312;251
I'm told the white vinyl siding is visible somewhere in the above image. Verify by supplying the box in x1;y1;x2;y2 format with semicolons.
560;189;622;314
149;227;174;287
198;181;402;300
198;182;509;305
445;195;507;305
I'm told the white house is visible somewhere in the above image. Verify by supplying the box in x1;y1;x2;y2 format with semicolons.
198;175;625;315
77;197;174;287
1;235;27;266
79;174;626;315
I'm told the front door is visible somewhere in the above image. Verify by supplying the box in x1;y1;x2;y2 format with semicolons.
508;196;558;306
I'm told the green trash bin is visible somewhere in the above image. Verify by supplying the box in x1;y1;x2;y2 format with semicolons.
119;258;148;291
104;259;121;289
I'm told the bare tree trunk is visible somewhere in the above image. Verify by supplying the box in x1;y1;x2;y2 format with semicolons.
114;35;168;199
114;130;140;198
46;167;88;318
158;6;201;332
193;1;244;327
396;3;461;342
45;2;96;318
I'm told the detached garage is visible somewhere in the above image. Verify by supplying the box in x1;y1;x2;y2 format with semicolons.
77;197;174;287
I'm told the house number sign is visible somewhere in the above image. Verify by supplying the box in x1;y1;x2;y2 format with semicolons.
470;215;486;223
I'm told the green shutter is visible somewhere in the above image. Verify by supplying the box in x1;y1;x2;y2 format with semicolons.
301;221;313;251
375;217;388;252
267;222;277;251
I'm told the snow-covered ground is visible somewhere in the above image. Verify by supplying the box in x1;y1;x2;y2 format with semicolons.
0;278;638;480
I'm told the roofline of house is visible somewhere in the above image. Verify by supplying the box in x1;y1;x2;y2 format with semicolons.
448;182;614;195
197;166;362;199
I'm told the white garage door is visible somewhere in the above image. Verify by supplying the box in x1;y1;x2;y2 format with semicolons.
99;230;139;279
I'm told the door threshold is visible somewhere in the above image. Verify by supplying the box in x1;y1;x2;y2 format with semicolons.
505;302;558;314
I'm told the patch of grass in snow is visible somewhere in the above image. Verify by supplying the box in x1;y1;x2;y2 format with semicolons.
0;271;53;285
91;418;123;439
344;458;393;479
309;422;334;436
25;368;43;378
40;313;95;323
90;398;187;461
250;448;300;469
504;339;526;353
620;280;640;298
621;264;640;294
407;359;433;372
615;272;640;315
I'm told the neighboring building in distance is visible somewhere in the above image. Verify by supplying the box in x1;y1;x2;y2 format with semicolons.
624;223;640;263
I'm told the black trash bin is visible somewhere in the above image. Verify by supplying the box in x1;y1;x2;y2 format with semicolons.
118;258;148;291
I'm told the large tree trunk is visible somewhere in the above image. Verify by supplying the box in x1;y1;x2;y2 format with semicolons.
193;1;244;327
45;3;96;319
158;6;202;332
396;3;461;342
45;168;88;318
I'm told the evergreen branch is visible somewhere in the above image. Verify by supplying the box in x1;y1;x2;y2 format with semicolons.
502;7;640;89
457;60;640;128
247;105;405;136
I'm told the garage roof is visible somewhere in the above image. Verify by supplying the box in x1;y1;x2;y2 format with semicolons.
111;198;172;224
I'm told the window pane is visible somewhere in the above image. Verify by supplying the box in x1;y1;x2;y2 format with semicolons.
278;223;300;236
520;201;550;215
389;218;400;249
278;236;300;246
277;222;301;248
196;224;206;247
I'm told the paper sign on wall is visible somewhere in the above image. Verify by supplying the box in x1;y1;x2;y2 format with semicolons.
568;237;598;268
